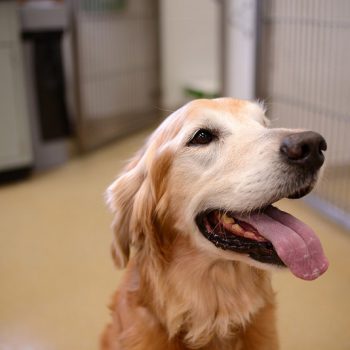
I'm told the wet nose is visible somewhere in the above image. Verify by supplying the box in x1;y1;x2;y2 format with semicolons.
280;131;327;170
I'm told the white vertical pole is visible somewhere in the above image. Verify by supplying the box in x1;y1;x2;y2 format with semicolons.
223;0;258;100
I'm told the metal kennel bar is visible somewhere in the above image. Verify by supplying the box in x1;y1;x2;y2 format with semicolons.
256;0;350;229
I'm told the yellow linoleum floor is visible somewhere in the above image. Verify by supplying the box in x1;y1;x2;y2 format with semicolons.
1;129;350;350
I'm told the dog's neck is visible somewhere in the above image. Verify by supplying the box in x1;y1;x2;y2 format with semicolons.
133;235;274;348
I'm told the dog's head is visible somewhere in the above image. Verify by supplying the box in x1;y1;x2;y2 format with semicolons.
106;98;328;280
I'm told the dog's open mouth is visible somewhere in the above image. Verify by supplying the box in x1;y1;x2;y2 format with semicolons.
196;205;329;280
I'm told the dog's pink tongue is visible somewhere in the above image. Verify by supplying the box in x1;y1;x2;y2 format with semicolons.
243;206;328;280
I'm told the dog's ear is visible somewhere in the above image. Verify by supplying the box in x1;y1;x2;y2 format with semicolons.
105;151;146;268
106;143;174;269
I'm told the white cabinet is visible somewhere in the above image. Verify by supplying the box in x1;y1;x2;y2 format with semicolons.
0;1;32;172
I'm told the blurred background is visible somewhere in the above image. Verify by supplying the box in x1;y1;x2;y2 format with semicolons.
0;0;349;349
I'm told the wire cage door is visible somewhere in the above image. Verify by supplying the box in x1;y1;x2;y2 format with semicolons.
256;0;350;229
72;0;160;150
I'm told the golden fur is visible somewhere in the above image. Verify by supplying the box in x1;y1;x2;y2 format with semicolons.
102;99;281;349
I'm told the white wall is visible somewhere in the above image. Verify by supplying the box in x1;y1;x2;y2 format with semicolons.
160;0;220;109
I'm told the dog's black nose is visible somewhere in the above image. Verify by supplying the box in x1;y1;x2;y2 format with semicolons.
280;131;327;170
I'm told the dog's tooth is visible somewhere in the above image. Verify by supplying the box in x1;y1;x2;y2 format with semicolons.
222;214;235;224
231;224;244;234
245;231;267;242
244;231;257;240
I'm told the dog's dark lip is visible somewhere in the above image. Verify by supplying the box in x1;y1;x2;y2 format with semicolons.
195;209;285;266
287;184;313;199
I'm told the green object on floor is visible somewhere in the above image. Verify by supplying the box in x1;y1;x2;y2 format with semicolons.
184;87;220;99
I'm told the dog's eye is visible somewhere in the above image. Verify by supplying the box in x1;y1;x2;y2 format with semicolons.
189;129;215;146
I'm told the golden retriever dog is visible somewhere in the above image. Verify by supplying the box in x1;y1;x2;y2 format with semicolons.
101;98;329;350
